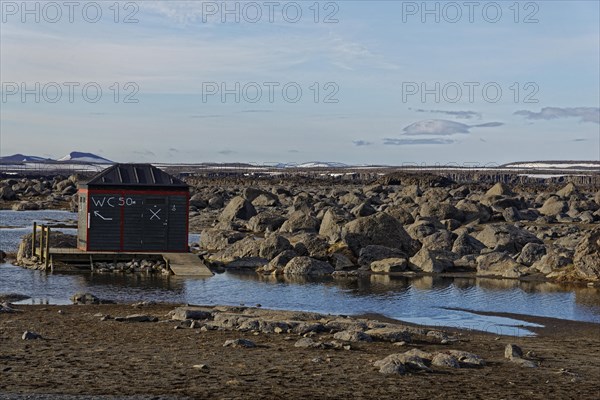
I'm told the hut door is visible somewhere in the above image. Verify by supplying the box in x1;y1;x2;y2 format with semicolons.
142;197;169;250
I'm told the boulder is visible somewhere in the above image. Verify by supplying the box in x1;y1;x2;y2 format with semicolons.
419;203;463;222
420;230;455;251
223;338;256;348
533;249;573;275
357;245;407;269
258;250;297;275
22;331;42;340
189;193;208;209
199;229;246;251
279;211;320;233
406;218;444;241
455;200;491;223
540;196;568;216
476;252;527;278
447;350;485;367
283;256;334;276
242;187;268;202
294;337;323;349
290;233;329;260
318;208;352;243
226;257;269;269
0;185;17;200
485;182;514;197
431;353;460;368
351;202;376;217
169;307;212;321
384;205;415;225
420;188;450;204
114;314;158;323
364;327;411;343
251;193;279;207
373;352;431;373
259;235;293;259
208;195;224;209
476;224;542;254
207;236;262;264
573;228;600;280
71;292;100;305
333;330;373;342
246;212;286;233
12;201;40;211
55;179;74;192
329;253;356;271
516;243;547;267
219;196;257;222
342;213;419;257
504;343;523;360
370;258;408;273
556;183;578;198
409;248;457;273
452;233;485;257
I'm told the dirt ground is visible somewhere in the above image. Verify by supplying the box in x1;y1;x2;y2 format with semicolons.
1;303;599;400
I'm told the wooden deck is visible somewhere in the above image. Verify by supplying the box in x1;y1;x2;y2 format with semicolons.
48;248;213;276
163;253;213;276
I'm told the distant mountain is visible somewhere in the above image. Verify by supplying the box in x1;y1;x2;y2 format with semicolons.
502;161;600;169
0;153;52;163
274;161;349;168
57;152;114;164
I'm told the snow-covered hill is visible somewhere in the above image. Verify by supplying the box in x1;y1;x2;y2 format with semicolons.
274;161;349;168
57;152;113;164
0;154;52;163
503;161;600;169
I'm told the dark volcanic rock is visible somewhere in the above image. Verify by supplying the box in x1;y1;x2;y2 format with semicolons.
573;228;600;281
219;196;257;222
342;213;420;257
283;256;334;276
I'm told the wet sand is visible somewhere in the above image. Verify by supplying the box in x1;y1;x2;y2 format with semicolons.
1;303;599;399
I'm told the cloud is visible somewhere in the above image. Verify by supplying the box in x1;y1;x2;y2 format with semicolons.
572;138;588;142
514;107;600;124
218;150;236;155
352;140;373;146
383;138;455;146
288;149;300;153
473;122;504;128
402;119;503;136
413;109;481;120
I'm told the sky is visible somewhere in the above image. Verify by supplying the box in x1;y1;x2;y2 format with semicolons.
1;0;599;165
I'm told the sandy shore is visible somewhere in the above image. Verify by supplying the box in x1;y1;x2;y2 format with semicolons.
1;303;599;400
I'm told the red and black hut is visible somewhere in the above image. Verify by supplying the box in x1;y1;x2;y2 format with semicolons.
77;164;189;252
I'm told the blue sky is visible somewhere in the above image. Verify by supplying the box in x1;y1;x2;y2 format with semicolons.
1;0;599;164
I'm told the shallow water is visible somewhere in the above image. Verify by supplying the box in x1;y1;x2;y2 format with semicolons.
1;210;599;337
2;263;600;336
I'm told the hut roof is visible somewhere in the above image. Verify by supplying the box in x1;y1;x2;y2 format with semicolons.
82;164;188;188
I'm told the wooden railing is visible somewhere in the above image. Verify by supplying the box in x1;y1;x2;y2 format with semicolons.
31;222;51;270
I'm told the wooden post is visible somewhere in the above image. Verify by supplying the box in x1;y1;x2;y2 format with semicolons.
39;225;44;262
44;227;51;270
32;222;37;258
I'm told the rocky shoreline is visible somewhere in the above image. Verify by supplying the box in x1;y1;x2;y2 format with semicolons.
3;174;600;283
1;301;599;399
